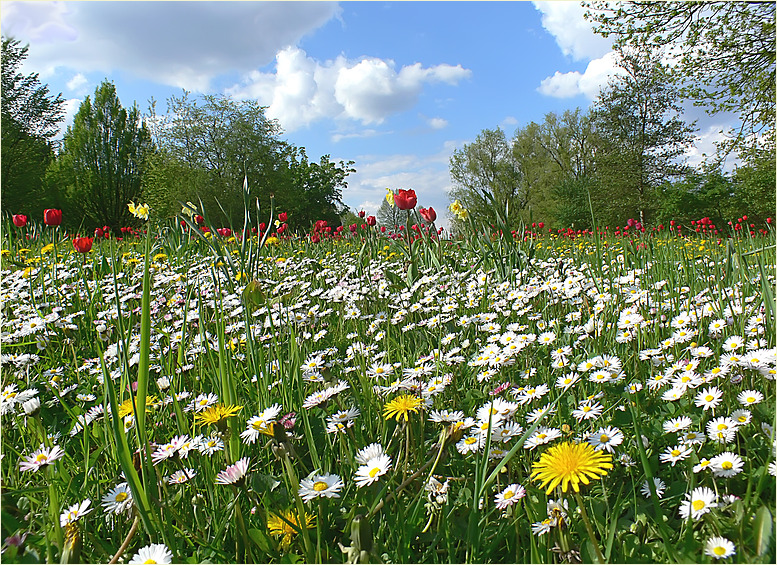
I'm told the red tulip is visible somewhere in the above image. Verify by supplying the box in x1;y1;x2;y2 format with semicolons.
419;207;437;223
12;214;27;227
72;237;93;253
358;210;365;218
538;222;544;229
94;228;104;238
278;212;288;222
194;215;205;226
366;215;376;226
393;189;417;210
44;209;62;226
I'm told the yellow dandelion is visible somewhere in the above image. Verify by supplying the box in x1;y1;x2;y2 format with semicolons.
267;509;316;550
194;403;243;427
383;393;424;422
530;441;613;495
117;396;159;419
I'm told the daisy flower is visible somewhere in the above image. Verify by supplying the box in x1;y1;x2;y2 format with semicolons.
679;486;717;520
215;457;250;485
640;477;666;499
298;473;344;502
707;417;738;443
166;469;197;484
694;386;723;410
571;401;603;421
709;452;744;478
587;426;624;453
102;483;133;515
737;389;764;405
705;537;735;559
693;458;714;473
60;499;92;527
524;427;563;450
128;543;173;564
354;454;392;488
456;434;485;454
663;416;692;434
730;409;752;426
659;444;693;466
19;445;65;472
355;443;386;465
494;483;526;509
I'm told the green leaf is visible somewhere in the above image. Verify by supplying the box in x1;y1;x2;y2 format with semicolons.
754;505;773;556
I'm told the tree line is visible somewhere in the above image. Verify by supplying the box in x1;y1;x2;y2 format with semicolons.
1;37;355;233
448;2;775;232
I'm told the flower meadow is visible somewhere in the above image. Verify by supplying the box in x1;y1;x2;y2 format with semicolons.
1;196;775;564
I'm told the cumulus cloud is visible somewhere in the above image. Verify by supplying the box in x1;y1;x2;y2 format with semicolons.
66;73;88;94
537;52;623;99
1;1;340;90
532;1;612;61
428;117;448;130
227;46;471;131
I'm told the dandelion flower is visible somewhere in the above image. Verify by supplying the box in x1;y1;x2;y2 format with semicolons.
494;483;526;509
530;441;613;495
215;457;250;485
679;486;717;520
128;543;172;564
383;393;424;422
705;537;735;559
299;473;344;502
194;403;242;427
267;509;316;550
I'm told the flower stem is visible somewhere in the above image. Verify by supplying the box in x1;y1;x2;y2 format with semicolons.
574;491;605;564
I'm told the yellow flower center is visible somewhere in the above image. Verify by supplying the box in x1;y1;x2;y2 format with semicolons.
115;492;128;502
465;437;478;445
503;490;514;499
313;481;328;492
705;395;713;402
143;560;158;564
722;461;733;470
537;433;547;440
36;454;48;463
747;396;755;402
713;547;726;556
717;423;728;430
671;450;681;457
369;467;380;478
692;500;706;511
600;434;609;443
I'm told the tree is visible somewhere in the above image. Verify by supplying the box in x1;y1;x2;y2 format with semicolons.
584;1;775;156
46;80;153;230
376;197;404;230
448;128;523;229
1;37;65;216
591;50;696;225
145;93;353;229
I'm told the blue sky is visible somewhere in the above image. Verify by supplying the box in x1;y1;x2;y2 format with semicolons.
1;1;736;228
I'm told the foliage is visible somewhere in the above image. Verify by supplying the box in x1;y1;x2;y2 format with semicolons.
591;49;696;226
45;80;153;230
448;128;523;230
1;36;65;218
376;197;404;230
584;0;776;157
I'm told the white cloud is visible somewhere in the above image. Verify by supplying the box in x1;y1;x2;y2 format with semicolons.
532;1;612;61
1;1;340;90
331;129;387;143
428;117;448;130
537;52;622;99
66;73;88;93
227;47;471;131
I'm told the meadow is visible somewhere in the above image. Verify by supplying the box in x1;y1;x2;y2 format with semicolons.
1;198;775;564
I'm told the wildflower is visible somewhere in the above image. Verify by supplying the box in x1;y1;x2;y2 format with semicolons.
707;416;738;443
267;509;316;550
215;457;250;485
240;404;282;443
587;426;624;453
737;389;764;405
705;537;735;559
693;458;714;473
709;452;744;478
494;483;526;509
194;403;242;427
456;434;484;454
663;416;692;434
659;444;693;466
60;499;92;526
679;486;718;520
19;445;65;472
167;469;197;484
383;393;423;422
571;400;603;421
102;483;133;515
530;441;613;495
449;199;468;220
43;209;62;226
354;454;392;488
355;443;387;464
128;543;173;564
694;386;723;410
299;473;344;502
127;201;150;221
524;426;562;450
385;188;395;206
640;477;666;499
